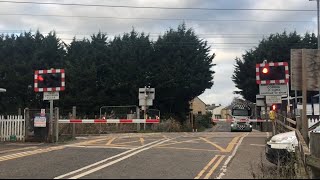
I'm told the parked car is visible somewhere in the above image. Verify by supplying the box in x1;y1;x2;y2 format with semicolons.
265;131;297;165
266;127;320;165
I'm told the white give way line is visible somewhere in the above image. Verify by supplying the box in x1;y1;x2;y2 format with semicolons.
54;138;172;179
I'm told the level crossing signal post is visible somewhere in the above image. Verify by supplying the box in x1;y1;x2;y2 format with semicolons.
256;60;289;134
34;69;65;142
138;86;155;131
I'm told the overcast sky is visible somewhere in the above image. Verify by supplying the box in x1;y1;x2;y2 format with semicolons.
0;0;317;106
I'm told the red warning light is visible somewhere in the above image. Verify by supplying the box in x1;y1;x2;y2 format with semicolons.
38;75;44;81
262;67;269;74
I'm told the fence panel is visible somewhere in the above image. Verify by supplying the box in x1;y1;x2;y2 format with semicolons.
0;115;25;142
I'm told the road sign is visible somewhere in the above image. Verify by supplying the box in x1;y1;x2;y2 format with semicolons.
269;110;276;121
256;95;265;106
138;88;155;100
266;96;282;104
259;84;288;96
40;109;46;116
139;99;153;106
34;116;47;127
43;92;59;100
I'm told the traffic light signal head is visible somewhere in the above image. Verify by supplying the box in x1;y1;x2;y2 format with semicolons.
259;66;285;81
262;67;269;74
34;69;65;92
37;73;62;88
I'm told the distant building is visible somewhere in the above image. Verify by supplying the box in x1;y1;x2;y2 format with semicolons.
212;106;231;119
212;106;224;119
190;97;207;115
206;103;222;111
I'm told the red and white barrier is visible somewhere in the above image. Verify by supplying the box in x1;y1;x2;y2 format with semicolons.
212;119;267;123
58;119;160;124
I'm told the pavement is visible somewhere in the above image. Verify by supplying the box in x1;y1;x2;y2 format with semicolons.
0;124;275;179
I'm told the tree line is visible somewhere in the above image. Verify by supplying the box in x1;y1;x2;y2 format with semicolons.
0;24;215;122
233;31;318;103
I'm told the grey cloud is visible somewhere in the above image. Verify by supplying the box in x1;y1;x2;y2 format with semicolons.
0;0;317;105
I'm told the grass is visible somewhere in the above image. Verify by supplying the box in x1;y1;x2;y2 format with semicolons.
251;153;297;179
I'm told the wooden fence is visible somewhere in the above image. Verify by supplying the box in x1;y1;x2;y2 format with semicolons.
276;111;320;179
0;115;25;142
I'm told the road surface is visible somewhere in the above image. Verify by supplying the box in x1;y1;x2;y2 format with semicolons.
0;129;272;179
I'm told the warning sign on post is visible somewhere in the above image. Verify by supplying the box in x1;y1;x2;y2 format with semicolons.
259;84;288;96
43;92;59;100
34;116;47;127
266;96;282;105
40;109;46;116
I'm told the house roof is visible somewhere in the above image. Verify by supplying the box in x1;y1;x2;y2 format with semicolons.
192;97;206;106
212;106;225;115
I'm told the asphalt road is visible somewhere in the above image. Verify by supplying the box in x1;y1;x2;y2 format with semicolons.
0;129;272;179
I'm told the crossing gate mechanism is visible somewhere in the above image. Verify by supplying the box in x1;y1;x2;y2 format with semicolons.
212;118;267;123
59;118;160;124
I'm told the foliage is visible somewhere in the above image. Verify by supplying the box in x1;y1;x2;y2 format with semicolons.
232;31;318;102
0;24;215;123
195;111;213;129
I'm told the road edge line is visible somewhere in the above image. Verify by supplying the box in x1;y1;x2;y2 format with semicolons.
215;133;248;179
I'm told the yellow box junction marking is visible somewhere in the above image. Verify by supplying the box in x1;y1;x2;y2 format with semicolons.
200;134;243;153
0;146;65;162
106;138;116;145
195;155;225;179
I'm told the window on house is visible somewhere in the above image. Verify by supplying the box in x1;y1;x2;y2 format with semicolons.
198;111;202;115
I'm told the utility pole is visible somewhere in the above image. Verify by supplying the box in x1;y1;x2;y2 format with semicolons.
144;86;147;131
310;0;320;129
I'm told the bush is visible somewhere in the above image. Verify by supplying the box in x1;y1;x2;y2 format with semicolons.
251;153;296;179
195;112;213;130
151;118;184;132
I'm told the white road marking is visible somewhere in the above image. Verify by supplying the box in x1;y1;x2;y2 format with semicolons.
54;138;170;179
216;133;249;179
250;144;265;147
69;138;172;179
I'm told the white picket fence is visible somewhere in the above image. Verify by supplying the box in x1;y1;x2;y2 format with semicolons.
0;115;25;142
309;118;320;128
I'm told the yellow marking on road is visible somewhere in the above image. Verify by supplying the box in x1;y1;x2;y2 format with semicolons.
74;138;111;146
106;138;116;145
224;135;241;152
204;155;225;179
200;138;227;152
114;140;141;145
162;135;170;139
0;146;65;162
157;139;202;147
106;144;139;148
156;146;219;152
200;134;243;153
0;146;37;154
140;138;145;145
194;155;219;179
